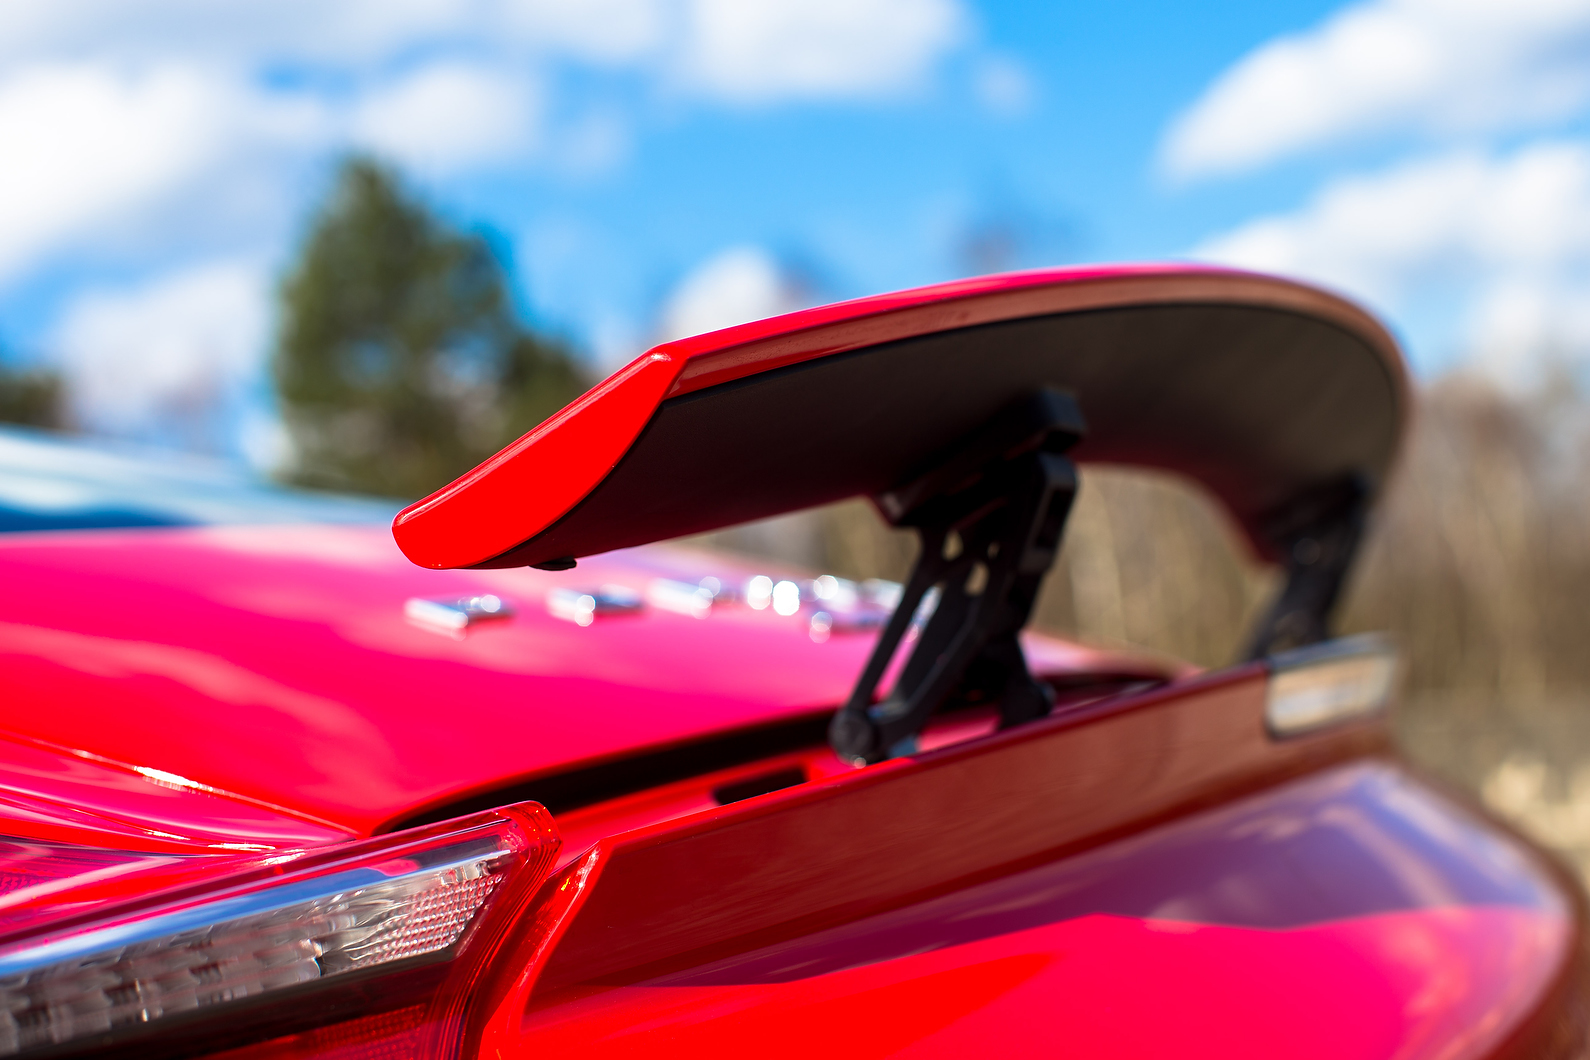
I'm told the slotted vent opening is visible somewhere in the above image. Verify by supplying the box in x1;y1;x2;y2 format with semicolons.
712;767;807;806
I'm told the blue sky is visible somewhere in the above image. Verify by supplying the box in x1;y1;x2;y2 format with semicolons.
3;0;1590;463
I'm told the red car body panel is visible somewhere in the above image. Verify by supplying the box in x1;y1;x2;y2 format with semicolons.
0;523;1164;839
0;265;1579;1059
488;681;1578;1059
509;765;1569;1060
0;732;350;853
216;672;1580;1060
512;906;1565;1060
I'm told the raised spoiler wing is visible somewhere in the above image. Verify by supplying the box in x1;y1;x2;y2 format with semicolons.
394;265;1406;759
393;265;1405;573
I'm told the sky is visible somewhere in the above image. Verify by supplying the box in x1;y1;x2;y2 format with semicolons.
5;0;1590;465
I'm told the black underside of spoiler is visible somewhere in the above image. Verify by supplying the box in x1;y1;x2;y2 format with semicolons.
489;303;1400;569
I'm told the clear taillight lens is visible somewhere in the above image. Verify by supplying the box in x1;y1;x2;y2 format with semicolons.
1265;634;1399;737
0;805;558;1058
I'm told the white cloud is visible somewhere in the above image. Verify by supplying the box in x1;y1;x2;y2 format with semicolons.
0;0;473;66
1163;0;1590;180
238;410;294;473
353;63;542;175
0;0;970;283
679;0;965;103
554;110;631;176
50;260;270;445
1194;141;1590;381
0;0;672;68
973;55;1035;118
501;0;667;64
0;0;971;455
0;0;664;66
658;246;805;341
0;64;238;282
0;0;968;103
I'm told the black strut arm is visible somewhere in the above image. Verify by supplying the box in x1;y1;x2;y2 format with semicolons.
829;390;1086;765
1242;476;1369;660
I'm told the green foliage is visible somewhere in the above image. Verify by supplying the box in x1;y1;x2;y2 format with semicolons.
0;364;64;429
275;158;587;499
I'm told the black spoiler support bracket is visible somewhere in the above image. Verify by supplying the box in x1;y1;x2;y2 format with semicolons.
829;389;1086;765
1242;477;1369;661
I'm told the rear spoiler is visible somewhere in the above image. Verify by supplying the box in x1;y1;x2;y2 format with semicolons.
393;265;1407;758
394;265;1404;571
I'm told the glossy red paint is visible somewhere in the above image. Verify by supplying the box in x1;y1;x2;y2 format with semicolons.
478;755;1572;1058
196;740;1582;1060
550;708;1017;868
483;754;1575;1059
0;524;1164;842
0;731;350;853
508;666;1375;998
392;264;1407;570
508;908;1565;1060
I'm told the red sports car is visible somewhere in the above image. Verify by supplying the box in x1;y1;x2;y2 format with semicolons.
0;266;1580;1059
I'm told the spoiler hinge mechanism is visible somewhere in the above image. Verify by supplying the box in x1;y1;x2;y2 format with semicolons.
829;389;1086;765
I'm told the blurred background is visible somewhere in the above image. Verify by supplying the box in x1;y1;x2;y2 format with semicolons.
3;1;1590;873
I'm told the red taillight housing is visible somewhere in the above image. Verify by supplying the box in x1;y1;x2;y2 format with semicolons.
0;804;558;1058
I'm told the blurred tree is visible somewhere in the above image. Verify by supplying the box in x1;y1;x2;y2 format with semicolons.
275;157;587;498
0;360;65;429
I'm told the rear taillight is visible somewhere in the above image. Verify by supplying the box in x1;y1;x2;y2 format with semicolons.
1265;633;1399;737
0;804;558;1058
